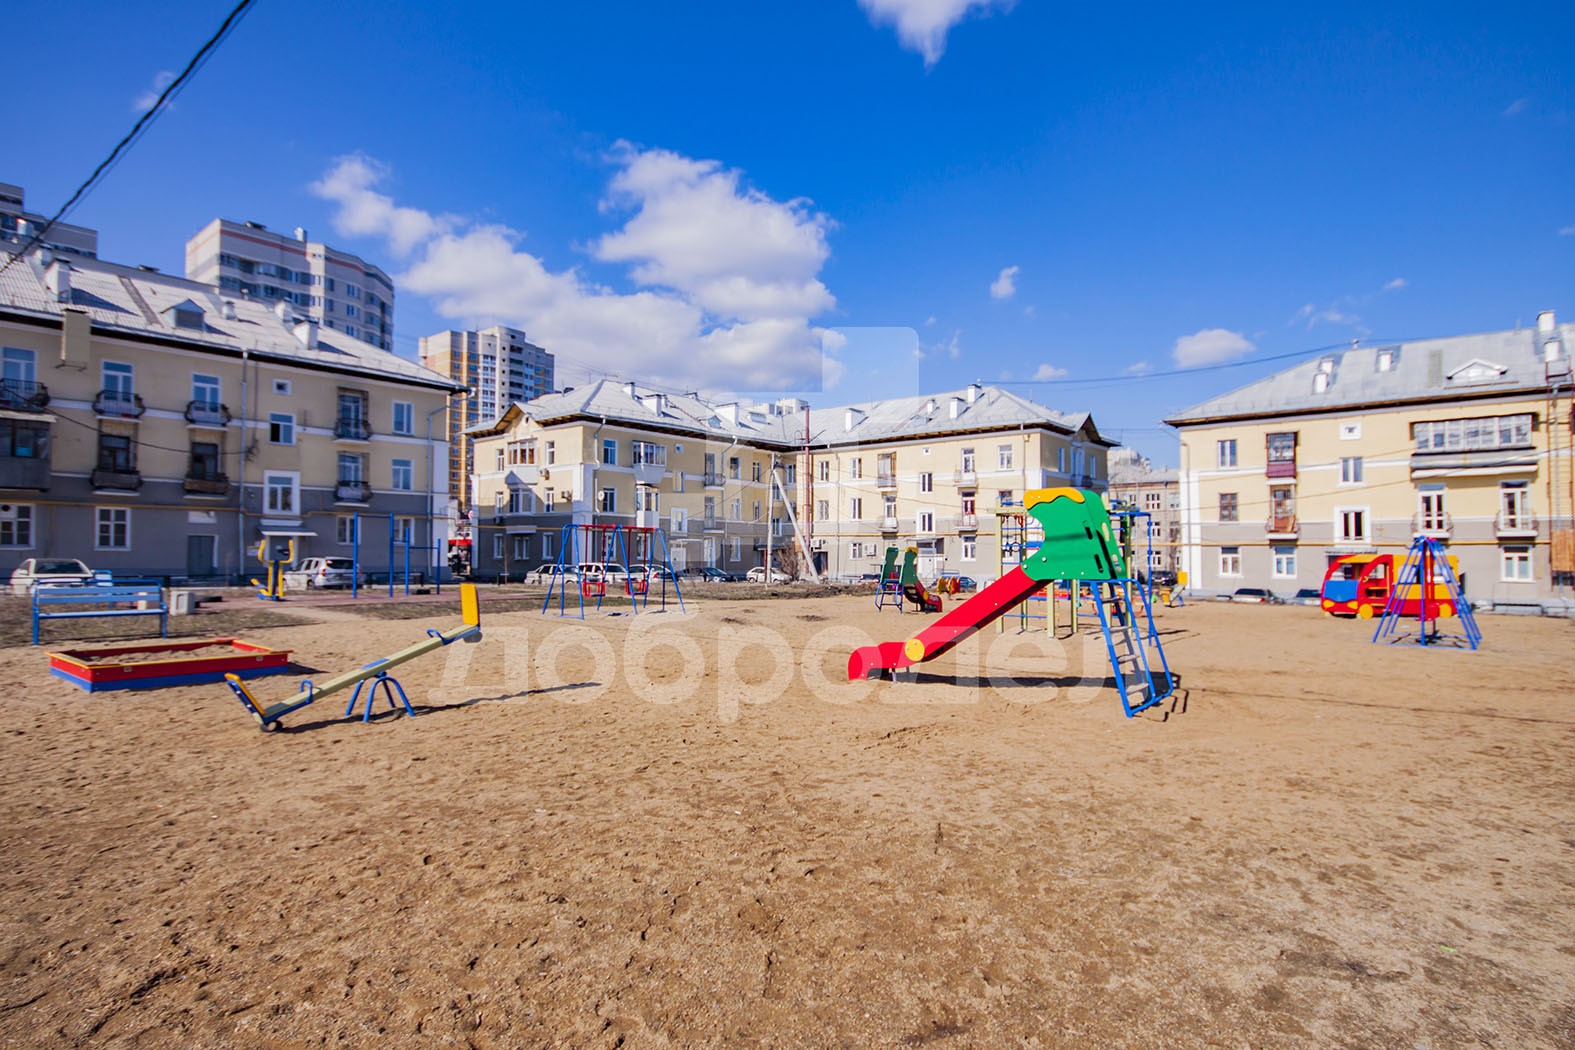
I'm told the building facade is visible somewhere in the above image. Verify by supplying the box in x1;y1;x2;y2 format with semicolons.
467;380;1114;581
1;181;99;258
184;219;395;351
1106;448;1181;579
0;248;462;582
419;326;555;514
1165;312;1574;606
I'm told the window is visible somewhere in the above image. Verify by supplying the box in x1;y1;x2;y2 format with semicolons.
336;516;356;545
264;472;299;515
1418;488;1447;532
97;432;134;472
1501;546;1532;582
188;441;220;480
961;536;977;561
344;304;358;319
730;498;742;520
815;500;829;521
1340;456;1363;484
752;500;762;521
1219;546;1241;577
0;420;47;459
850;497;863;519
495;449;506;471
1501;481;1531;529
544;487;554;508
883;495;897;519
392;459;413;491
2;346;37;384
0;504;33;547
102;361;134;395
1143;492;1161;511
392;401;413;436
598;487;616;513
918;511;934;533
849;541;863;560
961;491;976;516
1337;508;1368;543
1219;493;1238;522
919;472;933;493
637;486;659;512
818;460;830;482
512;535;528;561
345;325;357;339
1266;432;1297;467
267;413;294;445
998;490;1013;506
1272;546;1296;579
191;373;220;408
783;463;795;484
632;441;666;467
751;461;762;483
1057;447;1067;473
96;507;130;549
346;283;359;299
542;533;555;560
962;448;976;473
493;534;504;560
729;537;742;561
849;458;861;480
1217;439;1237;468
338;452;364;483
602;439;617;465
1412;414;1532;453
997;444;1014;470
395;517;415;543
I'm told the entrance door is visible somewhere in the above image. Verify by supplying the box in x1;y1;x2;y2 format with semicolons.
186;534;216;577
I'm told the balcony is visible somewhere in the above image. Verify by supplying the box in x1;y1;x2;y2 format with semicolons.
1265;460;1297;479
334;417;373;442
0;456;49;490
1411;513;1453;538
184;400;232;427
1411;448;1538;477
0;379;50;412
946;513;980;532
183;471;231;496
877;473;897;490
954;469;977;485
1495;510;1538;537
335;479;373;503
90;467;142;491
880;516;899;532
93;389;145;419
703;516;723;531
703;472;724;487
1265;516;1299;538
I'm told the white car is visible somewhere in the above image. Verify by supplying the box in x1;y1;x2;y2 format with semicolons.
746;567;791;584
282;557;356;590
10;558;97;595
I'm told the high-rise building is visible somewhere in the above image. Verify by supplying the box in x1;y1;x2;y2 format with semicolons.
0;181;99;258
184;218;395;351
419;325;555;513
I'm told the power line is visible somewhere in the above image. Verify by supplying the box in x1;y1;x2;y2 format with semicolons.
994;340;1362;388
0;0;259;279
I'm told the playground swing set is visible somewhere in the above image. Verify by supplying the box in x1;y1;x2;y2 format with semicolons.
541;522;686;618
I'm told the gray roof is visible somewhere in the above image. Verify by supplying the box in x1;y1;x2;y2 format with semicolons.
0;251;460;392
1165;321;1572;425
467;379;1111;449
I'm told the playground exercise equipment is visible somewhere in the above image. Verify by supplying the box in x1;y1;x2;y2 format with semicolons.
223;583;483;731
50;637;292;691
252;538;295;601
849;488;1175;717
542;523;685;618
1372;535;1482;649
897;546;943;613
874;546;904;611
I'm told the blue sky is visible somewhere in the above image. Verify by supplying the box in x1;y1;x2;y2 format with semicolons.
5;1;1573;464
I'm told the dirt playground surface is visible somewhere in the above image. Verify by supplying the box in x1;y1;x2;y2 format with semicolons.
0;596;1571;1048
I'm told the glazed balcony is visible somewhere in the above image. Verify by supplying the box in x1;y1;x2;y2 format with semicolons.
876;473;897;490
333;417;373;442
0;456;50;490
0;379;50;412
1265;516;1299;538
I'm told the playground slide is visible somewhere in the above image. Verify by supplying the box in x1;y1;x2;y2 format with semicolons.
902;580;943;614
849;566;1046;680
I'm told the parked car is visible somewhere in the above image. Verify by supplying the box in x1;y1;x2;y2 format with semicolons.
746;566;791;584
9;558;96;595
282;557;356;590
944;575;979;592
682;566;740;583
527;563;577;583
1147;570;1178;589
1289;587;1322;606
1230;587;1276;604
632;564;679;583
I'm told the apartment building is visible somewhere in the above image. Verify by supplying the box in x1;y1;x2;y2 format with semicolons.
1;181;98;258
467;379;1114;580
1165;312;1574;606
0;248;462;581
185;219;395;351
1106;448;1181;578
419;325;555;514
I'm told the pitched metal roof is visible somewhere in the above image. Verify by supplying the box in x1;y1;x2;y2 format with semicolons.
0;251;461;392
466;378;1111;449
1165;321;1571;426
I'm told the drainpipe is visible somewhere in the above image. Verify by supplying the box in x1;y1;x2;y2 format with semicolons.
590;416;607;530
235;348;249;583
426;398;449;587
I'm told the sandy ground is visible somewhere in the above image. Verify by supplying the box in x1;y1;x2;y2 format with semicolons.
0;593;1571;1048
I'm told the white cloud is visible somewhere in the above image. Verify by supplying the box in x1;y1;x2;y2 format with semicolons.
989;264;1019;300
1022;304;1036;317
1504;96;1530;117
1031;362;1068;381
1123;361;1153;376
133;70;175;113
1559;225;1575;237
924;314;937;326
1382;277;1407;292
858;0;1016;66
1172;329;1255;368
313;149;836;390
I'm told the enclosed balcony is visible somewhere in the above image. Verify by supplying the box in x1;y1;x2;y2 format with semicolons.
876;473;897;490
1265;516;1299;538
703;472;724;487
183;470;230;496
184;400;232;427
334;479;373;503
333;417;373;442
0;456;49;490
0;379;50;412
93;389;145;419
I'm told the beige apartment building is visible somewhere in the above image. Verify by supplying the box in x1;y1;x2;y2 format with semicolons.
1165;312;1574;607
0;248;462;581
1106;449;1181;579
468;380;1115;580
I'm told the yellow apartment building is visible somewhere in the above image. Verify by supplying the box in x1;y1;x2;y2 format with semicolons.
467;380;1116;580
1165;312;1574;608
0;250;463;581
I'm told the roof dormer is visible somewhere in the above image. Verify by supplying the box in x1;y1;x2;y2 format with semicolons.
162;298;206;331
1446;358;1507;385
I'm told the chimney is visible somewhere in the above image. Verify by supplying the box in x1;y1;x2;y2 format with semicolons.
624;380;638;399
293;226;308;243
1537;310;1555;334
949;396;964;419
44;259;71;303
641;393;667;414
273;300;294;323
222;300;237;321
965;382;982;404
924;398;937;414
844;407;865;432
292;319;319;349
717;403;739;425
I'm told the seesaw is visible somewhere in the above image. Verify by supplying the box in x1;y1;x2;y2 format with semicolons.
224;583;483;731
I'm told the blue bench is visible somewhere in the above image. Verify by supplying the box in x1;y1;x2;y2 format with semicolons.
31;583;169;646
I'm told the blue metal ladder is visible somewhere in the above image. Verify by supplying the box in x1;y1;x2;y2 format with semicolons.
1091;579;1175;716
1372;535;1481;649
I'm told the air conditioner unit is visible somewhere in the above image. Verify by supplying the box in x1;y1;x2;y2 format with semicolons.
0;504;15;521
541;469;550;479
811;538;827;551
